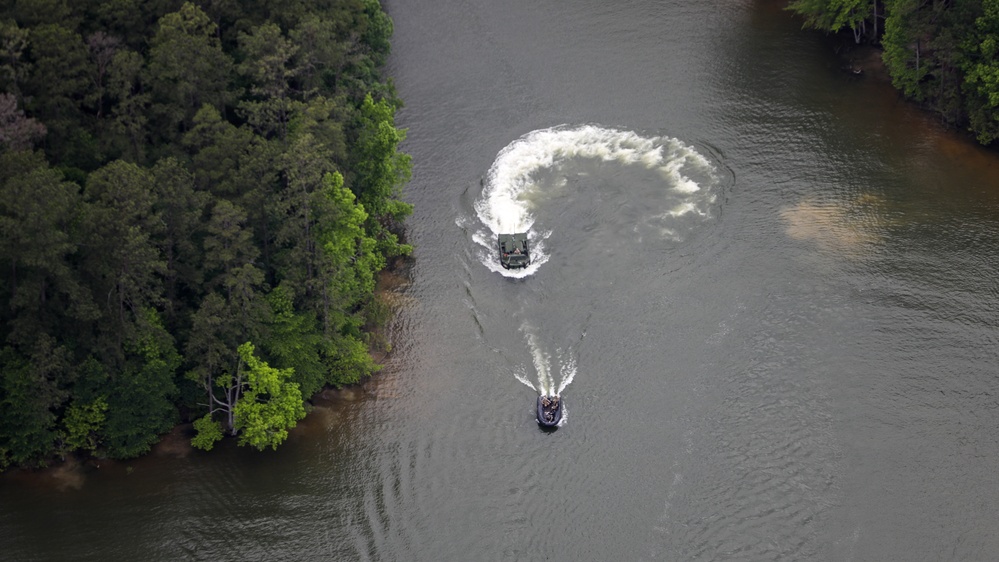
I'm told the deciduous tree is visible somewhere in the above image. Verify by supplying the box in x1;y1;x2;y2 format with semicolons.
963;0;999;143
349;93;412;257
232;341;305;450
788;0;874;42
190;341;305;451
99;309;180;459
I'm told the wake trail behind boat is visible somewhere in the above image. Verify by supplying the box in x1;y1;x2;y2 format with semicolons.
520;327;576;398
514;370;537;392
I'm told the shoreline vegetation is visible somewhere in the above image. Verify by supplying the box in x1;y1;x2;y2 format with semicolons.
0;0;412;471
786;0;999;146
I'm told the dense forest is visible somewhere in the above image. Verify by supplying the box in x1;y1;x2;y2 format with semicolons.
0;0;412;468
787;0;999;145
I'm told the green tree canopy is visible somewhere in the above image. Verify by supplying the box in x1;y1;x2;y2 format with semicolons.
788;0;872;36
963;0;999;143
0;0;409;469
146;3;234;144
232;341;305;450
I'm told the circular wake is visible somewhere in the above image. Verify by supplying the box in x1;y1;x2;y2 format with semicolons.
473;124;719;276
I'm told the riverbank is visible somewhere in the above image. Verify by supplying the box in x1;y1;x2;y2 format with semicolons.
0;256;414;485
822;29;999;151
835;42;890;82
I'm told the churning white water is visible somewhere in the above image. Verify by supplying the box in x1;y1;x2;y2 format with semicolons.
514;326;577;400
472;125;719;277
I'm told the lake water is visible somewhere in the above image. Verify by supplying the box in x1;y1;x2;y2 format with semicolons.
3;1;999;560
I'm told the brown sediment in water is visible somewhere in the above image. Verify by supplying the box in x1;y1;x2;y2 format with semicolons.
835;40;999;167
838;43;890;82
781;197;881;256
47;456;87;491
152;424;194;459
1;454;94;492
374;261;418;309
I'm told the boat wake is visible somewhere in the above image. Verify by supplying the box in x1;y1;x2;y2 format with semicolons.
514;328;577;398
472;124;719;277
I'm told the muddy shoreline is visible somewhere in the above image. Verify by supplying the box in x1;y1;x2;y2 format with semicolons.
828;34;999;152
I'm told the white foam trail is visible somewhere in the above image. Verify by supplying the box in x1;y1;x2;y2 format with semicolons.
521;326;577;398
514;368;537;392
557;352;577;395
474;124;718;276
666;202;700;217
526;331;554;396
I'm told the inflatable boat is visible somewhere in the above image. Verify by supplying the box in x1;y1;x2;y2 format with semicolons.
536;395;562;427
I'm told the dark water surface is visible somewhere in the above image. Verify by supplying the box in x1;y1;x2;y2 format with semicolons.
4;1;999;560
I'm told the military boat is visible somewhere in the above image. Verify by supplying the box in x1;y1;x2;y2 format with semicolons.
498;233;530;269
536;395;562;427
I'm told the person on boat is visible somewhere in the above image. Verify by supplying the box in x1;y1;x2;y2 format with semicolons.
551;396;559;408
541;396;550;408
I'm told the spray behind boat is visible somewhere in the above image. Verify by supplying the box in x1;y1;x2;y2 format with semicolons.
472;124;719;279
513;328;576;428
